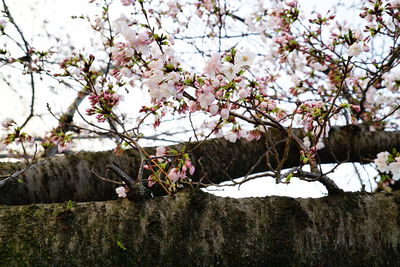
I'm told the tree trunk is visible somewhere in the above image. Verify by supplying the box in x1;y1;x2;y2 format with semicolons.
1;126;400;204
0;190;399;266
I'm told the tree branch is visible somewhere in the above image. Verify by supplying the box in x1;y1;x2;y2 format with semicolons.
1;126;399;204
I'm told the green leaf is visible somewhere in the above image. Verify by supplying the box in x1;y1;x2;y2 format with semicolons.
285;173;293;183
116;241;127;251
66;200;73;210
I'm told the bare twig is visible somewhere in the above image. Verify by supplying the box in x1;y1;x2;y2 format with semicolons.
0;160;47;187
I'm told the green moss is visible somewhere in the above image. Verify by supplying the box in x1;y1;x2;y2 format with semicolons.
1;191;400;266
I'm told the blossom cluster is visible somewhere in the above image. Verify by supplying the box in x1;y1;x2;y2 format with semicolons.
86;89;121;123
115;186;127;198
144;146;195;193
374;150;400;181
41;130;73;153
0;118;34;152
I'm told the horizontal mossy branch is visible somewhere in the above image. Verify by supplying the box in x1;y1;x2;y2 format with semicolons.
0;190;399;266
0;126;400;204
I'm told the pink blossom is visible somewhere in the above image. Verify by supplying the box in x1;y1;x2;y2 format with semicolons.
225;132;238;143
238;88;250;98
189;165;195;175
235;49;256;68
184;159;195;175
348;43;362;57
366;88;376;104
0;19;7;29
204;54;222;76
0;141;6;151
350;105;361;113
189;101;198;113
198;92;215;109
1;118;14;128
115;186;127;198
57;142;71;153
389;160;400;180
148;176;156;187
246;130;261;141
220;108;229;119
222;64;240;80
120;0;134;6
67;66;81;76
168;168;180;182
167;2;179;18
303;136;311;149
120;67;133;78
316;140;325;150
156;146;167;157
209;104;219;115
374;152;390;173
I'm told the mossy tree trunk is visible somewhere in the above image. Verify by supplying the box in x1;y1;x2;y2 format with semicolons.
1;127;400;266
1;126;400;204
0;190;399;266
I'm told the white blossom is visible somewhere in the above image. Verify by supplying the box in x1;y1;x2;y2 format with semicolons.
235;49;256;68
220;108;230;120
0;141;6;151
225;132;238;143
389;158;400;180
198;92;215;109
1;118;14;128
374;152;390;173
209;104;219;115
156;146;167;157
115;186;127;198
303;136;311;149
347;43;362;57
120;67;133;78
316;140;325;150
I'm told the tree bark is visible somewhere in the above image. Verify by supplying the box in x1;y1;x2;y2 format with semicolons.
0;190;399;266
1;126;400;205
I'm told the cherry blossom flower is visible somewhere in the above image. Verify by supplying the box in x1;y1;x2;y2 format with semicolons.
1;118;14;128
347;43;362;57
156;146;167;158
389;159;400;180
168;168;180;182
209;104;219;115
0;140;6;151
0;19;6;30
198;92;215;109
220;108;229;120
238;88;250;98
115;186;127;198
221;64;240;80
120;0;134;6
204;54;222;77
392;0;400;7
120;67;133;78
225;132;238;143
57;142;72;153
316;140;325;150
374;152;390;173
67;66;81;76
235;49;256;68
148;175;156;187
185;159;195;175
303;136;311;149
